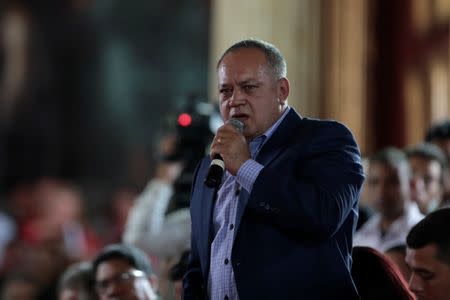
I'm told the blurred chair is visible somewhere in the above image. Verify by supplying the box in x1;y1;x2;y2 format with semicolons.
352;246;415;300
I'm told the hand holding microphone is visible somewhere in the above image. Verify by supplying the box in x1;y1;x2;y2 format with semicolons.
204;119;249;188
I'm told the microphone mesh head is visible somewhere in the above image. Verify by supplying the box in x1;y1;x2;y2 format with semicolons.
227;118;244;134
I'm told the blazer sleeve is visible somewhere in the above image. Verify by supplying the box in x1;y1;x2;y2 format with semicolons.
246;121;364;240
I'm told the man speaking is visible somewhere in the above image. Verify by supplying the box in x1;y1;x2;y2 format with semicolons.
183;39;364;300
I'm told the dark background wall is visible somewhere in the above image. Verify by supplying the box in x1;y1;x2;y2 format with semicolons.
0;0;211;191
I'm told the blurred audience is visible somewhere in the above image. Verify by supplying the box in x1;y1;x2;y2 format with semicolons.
21;177;101;259
352;246;416;300
58;261;97;300
405;142;447;214
92;244;159;300
0;272;39;300
406;208;450;300
124;103;214;299
123;136;187;257
354;147;424;252
168;250;190;300
102;185;138;245
425;120;450;160
123;134;189;300
425;119;450;208
0;211;16;265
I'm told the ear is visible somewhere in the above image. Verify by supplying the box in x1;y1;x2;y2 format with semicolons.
277;77;290;105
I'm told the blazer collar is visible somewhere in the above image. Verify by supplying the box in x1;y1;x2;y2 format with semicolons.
234;109;303;234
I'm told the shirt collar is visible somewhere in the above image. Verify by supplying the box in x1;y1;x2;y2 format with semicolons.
254;106;290;146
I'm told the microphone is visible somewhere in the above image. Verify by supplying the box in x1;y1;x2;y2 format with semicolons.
204;118;244;188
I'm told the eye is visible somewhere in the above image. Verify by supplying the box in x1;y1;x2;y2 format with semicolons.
243;85;257;92
418;271;434;281
219;88;233;98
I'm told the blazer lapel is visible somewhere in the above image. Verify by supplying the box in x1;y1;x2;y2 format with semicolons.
234;109;303;236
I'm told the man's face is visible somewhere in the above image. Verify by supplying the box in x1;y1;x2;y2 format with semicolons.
406;244;450;300
217;48;289;141
95;259;155;300
366;162;410;219
409;156;443;214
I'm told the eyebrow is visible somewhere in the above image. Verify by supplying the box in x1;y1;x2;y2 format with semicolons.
219;80;261;88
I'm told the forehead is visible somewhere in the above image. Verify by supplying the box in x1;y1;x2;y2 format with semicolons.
406;244;441;266
368;161;405;178
96;258;133;279
218;48;270;83
409;156;442;173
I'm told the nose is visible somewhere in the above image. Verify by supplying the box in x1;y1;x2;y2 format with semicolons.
409;273;423;294
229;88;246;107
104;282;122;298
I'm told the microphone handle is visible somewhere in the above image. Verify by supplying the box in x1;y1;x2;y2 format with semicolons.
203;118;244;188
204;154;224;188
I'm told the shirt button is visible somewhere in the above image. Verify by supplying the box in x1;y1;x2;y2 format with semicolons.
229;224;234;230
224;258;229;265
235;188;240;196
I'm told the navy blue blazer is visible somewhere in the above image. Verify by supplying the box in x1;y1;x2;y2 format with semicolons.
183;109;364;300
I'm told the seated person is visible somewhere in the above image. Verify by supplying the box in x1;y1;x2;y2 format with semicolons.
405;142;447;214
354;147;423;252
406;208;450;300
92;244;159;300
58;261;97;300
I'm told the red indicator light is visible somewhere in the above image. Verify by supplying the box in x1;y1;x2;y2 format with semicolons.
178;113;192;127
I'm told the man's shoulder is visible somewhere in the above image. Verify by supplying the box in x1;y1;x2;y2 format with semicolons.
300;117;353;135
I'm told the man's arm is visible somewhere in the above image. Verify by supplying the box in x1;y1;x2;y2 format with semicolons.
182;160;205;300
245;121;364;240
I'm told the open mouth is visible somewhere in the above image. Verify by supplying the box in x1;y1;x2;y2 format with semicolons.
230;114;248;122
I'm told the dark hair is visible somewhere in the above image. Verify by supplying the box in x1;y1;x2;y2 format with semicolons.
406;207;450;265
217;39;287;79
369;147;410;175
92;244;153;276
352;246;415;300
425;119;450;142
58;262;96;299
405;142;448;181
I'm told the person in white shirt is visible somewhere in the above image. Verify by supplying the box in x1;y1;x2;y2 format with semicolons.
405;142;447;214
354;147;424;252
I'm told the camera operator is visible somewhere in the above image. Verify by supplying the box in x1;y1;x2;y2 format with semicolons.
122;100;214;300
